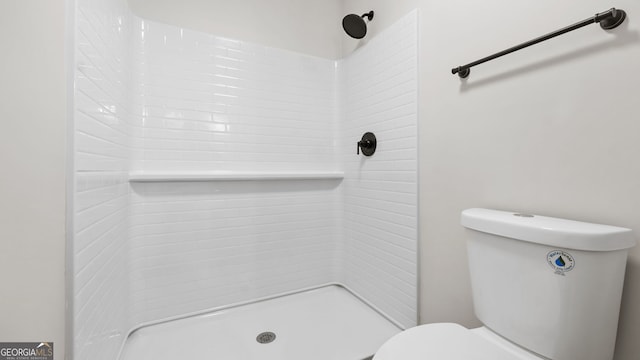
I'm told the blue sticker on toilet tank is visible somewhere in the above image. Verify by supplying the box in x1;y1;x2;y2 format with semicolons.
547;250;575;275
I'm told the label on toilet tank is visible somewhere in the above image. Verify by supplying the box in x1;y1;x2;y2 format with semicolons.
547;250;575;275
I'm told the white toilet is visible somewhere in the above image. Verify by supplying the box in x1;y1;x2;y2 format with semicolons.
374;208;636;360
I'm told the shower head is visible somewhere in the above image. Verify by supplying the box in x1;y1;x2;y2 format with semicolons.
342;11;374;39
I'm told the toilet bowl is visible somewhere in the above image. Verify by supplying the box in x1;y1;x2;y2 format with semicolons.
374;324;542;360
374;209;636;360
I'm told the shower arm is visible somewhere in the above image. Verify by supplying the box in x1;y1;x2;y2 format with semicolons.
361;11;374;21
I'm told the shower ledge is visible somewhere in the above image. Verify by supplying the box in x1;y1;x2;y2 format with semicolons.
128;171;344;182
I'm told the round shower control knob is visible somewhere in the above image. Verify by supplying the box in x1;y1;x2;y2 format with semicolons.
357;132;377;156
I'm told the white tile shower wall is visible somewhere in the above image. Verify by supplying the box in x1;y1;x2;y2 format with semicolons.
73;173;129;360
130;19;338;172
129;180;342;325
127;19;343;325
72;3;418;354
339;11;419;329
73;0;132;359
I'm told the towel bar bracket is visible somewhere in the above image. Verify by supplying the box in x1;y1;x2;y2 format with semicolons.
598;8;626;30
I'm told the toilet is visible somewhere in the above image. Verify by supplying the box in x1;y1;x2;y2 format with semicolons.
374;208;636;360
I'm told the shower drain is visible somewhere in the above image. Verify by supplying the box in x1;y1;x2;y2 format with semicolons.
256;331;276;344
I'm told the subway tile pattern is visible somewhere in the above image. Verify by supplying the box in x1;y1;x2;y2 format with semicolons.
129;180;342;325
73;0;132;360
73;173;129;360
73;4;418;358
339;11;419;329
130;19;338;172
127;21;343;325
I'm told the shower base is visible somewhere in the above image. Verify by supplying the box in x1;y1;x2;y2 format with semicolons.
119;285;401;360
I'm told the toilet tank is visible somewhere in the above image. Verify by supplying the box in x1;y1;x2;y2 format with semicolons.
461;209;635;360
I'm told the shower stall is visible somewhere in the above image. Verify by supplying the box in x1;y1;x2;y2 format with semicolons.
69;0;418;359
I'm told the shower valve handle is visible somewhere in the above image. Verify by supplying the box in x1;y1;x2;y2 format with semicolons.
357;140;371;154
357;132;377;156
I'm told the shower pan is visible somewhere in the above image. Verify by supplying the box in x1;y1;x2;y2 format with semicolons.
69;1;418;359
120;286;399;360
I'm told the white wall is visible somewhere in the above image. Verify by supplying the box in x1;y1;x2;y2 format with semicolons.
128;18;342;325
123;13;419;329
0;1;67;360
339;11;419;329
2;1;419;360
343;1;640;359
130;19;339;172
72;0;133;359
127;0;343;59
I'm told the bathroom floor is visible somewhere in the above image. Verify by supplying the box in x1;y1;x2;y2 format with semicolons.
119;285;401;360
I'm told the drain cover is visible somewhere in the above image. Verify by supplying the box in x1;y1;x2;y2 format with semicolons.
256;331;276;344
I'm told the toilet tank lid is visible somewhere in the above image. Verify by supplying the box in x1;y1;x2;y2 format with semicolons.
461;208;636;251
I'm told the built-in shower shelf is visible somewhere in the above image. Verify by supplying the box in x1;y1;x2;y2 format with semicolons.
128;171;345;182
